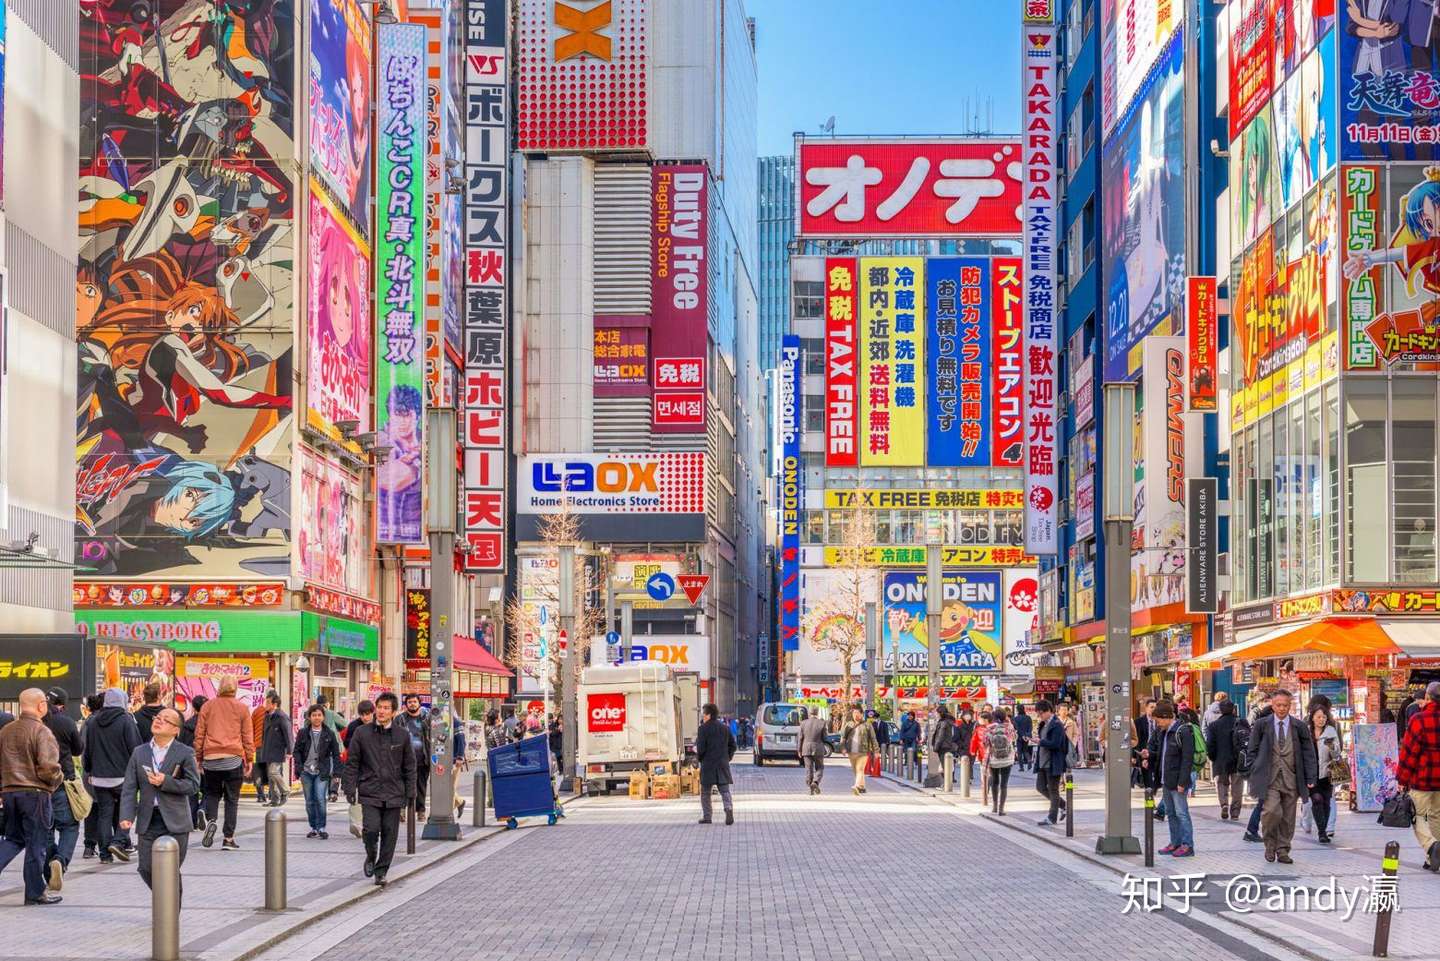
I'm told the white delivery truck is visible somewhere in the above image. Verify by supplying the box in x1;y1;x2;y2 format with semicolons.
578;663;684;795
673;671;701;758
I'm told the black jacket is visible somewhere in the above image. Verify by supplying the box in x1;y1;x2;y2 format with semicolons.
1036;715;1070;776
1146;720;1195;791
343;717;366;747
293;724;342;779
135;704;165;743
43;708;84;780
695;718;736;786
257;709;293;764
1206;713;1241;776
399;709;432;758
179;713;199;749
930;717;958;756
956;720;976;756
83;706;142;780
1013;712;1033;740
1245;713;1318;800
343;721;417;807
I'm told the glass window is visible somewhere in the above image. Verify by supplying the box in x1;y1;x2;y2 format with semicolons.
875;510;893;545
805;510;824;545
1258;416;1274;599
1274;411;1290;597
1392;378;1437;583
827;509;850;545
1289;400;1305;590
893;510;919;545
1305;391;1322;590
805;406;824;432
1247;425;1260;600
1325;383;1340;585
1233;423;1248;604
1346;379;1389;582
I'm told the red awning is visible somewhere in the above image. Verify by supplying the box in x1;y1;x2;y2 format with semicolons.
452;633;513;677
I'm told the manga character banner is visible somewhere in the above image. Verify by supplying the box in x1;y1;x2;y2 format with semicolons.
881;570;1003;673
306;184;370;435
309;0;373;232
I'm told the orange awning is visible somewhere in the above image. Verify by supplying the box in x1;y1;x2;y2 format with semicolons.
1194;618;1401;667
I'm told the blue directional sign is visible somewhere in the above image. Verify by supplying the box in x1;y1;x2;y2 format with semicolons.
645;571;676;602
606;631;621;646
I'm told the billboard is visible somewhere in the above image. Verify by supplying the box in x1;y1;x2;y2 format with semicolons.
1187;276;1218;411
651;164;709;433
779;336;803;652
1338;1;1440;161
593;321;650;396
1022;21;1059;554
881;571;1003;673
461;0;510;572
927;258;990;467
1100;0;1182;138
1101;29;1186;382
1234;104;1281;252
309;0;373;232
824;258;859;466
859;257;926;466
517;453;706;515
298;444;367;598
1001;568;1039;678
77;0;296;580
795;138;1025;238
824;489;1024;510
307;184;371;435
375;23;428;545
991;257;1025;467
516;0;650;151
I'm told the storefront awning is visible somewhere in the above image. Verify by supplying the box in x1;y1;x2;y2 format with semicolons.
1185;617;1401;668
452;634;513;678
1377;620;1440;660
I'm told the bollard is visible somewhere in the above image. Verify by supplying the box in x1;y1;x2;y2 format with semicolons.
151;835;181;961
960;755;972;798
264;808;286;911
1372;840;1400;958
472;769;488;827
406;797;417;855
1065;772;1074;838
943;754;955;792
1143;788;1155;868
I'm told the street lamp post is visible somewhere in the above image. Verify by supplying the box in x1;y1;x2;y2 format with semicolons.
864;600;877;710
423;409;459;840
925;513;943;712
558;543;577;790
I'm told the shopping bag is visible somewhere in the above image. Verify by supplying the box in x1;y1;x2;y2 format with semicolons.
63;777;93;820
1377;792;1415;829
865;752;881;778
348;803;364;838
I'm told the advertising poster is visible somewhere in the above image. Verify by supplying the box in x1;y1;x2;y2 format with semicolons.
1275;67;1308;209
1133;337;1202;613
796;568;878;676
77;0;296;579
1001;569;1039;679
517;556;555;695
593;323;651;396
405;588;431;662
927;258;990;467
858;257;926;466
1234;104;1282;251
1341;164;1383;369
175;657;272;713
780;336;803;652
1229;0;1275;138
824;258;859;467
991;258;1024;467
881;571;1003;673
1338;0;1440;161
309;0;372;232
1187;276;1218;410
518;452;707;515
1101;30;1186;382
375;23;428;544
307;184;371;434
1099;0;1182;138
651;164;709;433
1304;29;1337;186
298;445;367;598
1351;723;1399;813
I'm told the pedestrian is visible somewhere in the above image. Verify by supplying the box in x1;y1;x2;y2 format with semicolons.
83;687;141;863
249;691;270;803
0;688;64;904
868;709;890;754
1398;680;1440;872
1133;698;1156;789
119;708;199;906
797;707;828;795
971;710;994;807
399;694;432;817
839;706;879;796
178;694;207;829
293;705;341;839
695;703;737;824
986;708;1017;815
1141;700;1196;857
1245;689;1317;864
79;692;104;860
483;708;506;751
1242;696;1275;843
502;708;520;742
41;687;84;886
1012;704;1033;772
1058;703;1082;769
956;708;976;764
343;700;375;750
1404;688;1428;731
255;691;292;806
193;676;254;850
1206;699;1245;820
898;710;920;769
1033;699;1069;827
1302;703;1341;844
134;681;166;743
547;713;563;774
343;693;416;886
1203;691;1229;729
524;704;545;736
315;694;346;801
928;705;958;783
1248;691;1273;725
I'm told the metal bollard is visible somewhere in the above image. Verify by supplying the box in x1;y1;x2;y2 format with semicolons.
472;769;488;827
960;755;972;798
150;835;181;961
1143;788;1155;868
1065;773;1074;838
943;754;955;792
1372;840;1400;958
406;797;417;855
264;808;286;911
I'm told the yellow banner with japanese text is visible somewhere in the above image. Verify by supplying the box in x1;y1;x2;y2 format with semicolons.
823;546;1036;568
859;257;925;465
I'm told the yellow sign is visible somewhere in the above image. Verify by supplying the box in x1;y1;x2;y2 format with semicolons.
859;257;925;466
823;546;1036;568
824;489;1024;510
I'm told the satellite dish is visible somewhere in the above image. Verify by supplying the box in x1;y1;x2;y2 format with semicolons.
821;116;835;135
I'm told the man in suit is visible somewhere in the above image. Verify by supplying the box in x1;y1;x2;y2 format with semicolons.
119;708;201;905
797;708;828;795
1245;689;1317;864
695;704;736;825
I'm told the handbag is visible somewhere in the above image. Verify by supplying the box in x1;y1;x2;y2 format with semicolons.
1327;757;1351;786
1377;791;1416;829
63;777;93;820
348;803;364;838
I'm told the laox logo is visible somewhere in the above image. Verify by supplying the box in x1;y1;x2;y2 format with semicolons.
533;460;658;493
587;692;626;733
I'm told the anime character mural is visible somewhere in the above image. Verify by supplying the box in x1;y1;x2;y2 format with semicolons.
306;187;370;433
1343;166;1440;359
77;0;297;579
376;384;424;543
1340;0;1440;161
308;0;372;230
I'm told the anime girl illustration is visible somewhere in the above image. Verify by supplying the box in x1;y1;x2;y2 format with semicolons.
1237;109;1276;246
376;384;424;542
307;193;370;429
1343;167;1440;321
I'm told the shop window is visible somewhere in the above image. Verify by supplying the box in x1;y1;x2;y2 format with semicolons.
1346;379;1389;583
1233;426;1248;605
875;510;893;545
1325;383;1340;586
1289;400;1305;591
1392;377;1437;583
1305;391;1322;590
892;510;919;545
1274;410;1291;597
804;510;824;545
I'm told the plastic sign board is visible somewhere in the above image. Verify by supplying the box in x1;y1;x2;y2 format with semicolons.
518;453;706;514
645;571;677;602
586;692;626;733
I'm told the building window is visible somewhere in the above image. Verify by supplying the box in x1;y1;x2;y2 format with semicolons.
805;406;824;432
1392;377;1437;582
1274;410;1290;597
1233;423;1248;605
1305;391;1322;590
1257;416;1274;599
1346;379;1389;583
805;510;824;545
1325;382;1340;586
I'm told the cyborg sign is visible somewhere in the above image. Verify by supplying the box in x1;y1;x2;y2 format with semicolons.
518;453;706;514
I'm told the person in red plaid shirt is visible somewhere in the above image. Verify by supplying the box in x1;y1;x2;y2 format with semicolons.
1398;681;1440;872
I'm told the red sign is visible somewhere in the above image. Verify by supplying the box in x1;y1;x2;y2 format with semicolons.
593;322;650;397
796;138;1024;239
651;164;709;433
654;356;704;390
652;391;705;427
306;586;383;627
586;692;627;733
1187;276;1218;411
991;257;1024;466
823;258;859;466
678;574;710;605
1228;0;1274;139
75;582;286;609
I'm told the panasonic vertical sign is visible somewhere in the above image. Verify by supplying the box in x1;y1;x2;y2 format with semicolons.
779;336;803;652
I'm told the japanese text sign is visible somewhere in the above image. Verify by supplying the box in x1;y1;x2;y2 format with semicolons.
824;258;859;466
593;323;650;396
1187;276;1218;411
926;257;991;466
652;164;709;433
859;257;926;465
780;336;802;652
992;257;1025;466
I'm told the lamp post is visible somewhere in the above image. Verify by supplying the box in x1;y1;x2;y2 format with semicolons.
1098;383;1141;855
924;511;943;712
864;600;877;710
423;408;460;840
558;543;577;790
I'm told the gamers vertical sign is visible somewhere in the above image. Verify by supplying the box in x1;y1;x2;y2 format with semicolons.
1022;19;1059;556
779;336;802;652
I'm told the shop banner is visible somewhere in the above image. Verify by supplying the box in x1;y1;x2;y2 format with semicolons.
375;22;428;545
1022;20;1059;554
651;163;709;434
97;644;172;704
1228;0;1274;139
176;656;272;712
1022;0;1055;23
298;444;368;598
1341;164;1382;369
76;610;302;653
881;570;1003;673
413;7;448;410
309;0;373;233
306;182;371;435
1187;477;1218;614
0;634;92;701
824;258;859;466
1001;569;1039;679
75;582;285;608
824;546;1036;569
1339;2;1440;161
927;258;990;466
824;489;1024;510
593;322;651;396
405;588;431;662
1074;470;1096;541
1136;337;1203;554
780;335;803;652
517;452;706;515
991;257;1024;466
859;256;926;466
1187;276;1218;411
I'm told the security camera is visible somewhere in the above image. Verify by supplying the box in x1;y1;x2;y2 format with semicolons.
335;419;360;437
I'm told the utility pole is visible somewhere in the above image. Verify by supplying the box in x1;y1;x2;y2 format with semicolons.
423;408;459;840
558;543;577;791
864;600;877;709
925;514;943;712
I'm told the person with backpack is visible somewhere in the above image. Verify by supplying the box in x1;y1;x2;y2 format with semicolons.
1181;707;1208;798
986;708;1017;814
1207;699;1247;820
1141;700;1196;857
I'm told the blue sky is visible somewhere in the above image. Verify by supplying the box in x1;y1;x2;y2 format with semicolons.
752;0;1023;157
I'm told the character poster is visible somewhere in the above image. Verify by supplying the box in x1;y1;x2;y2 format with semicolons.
78;0;296;578
1339;0;1440;162
298;445;366;598
306;184;370;434
881;570;1002;673
309;0;373;233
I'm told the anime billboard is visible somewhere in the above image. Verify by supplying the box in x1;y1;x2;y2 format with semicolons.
881;570;1003;673
78;2;296;579
1339;0;1440;161
306;184;370;434
309;0;373;233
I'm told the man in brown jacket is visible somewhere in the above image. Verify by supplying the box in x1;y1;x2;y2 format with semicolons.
194;676;255;849
0;688;64;904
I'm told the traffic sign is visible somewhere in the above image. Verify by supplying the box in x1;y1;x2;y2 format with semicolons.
678;573;710;605
606;631;621;646
645;571;677;602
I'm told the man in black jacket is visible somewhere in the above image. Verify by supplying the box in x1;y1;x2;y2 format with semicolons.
1142;700;1196;857
343;693;416;885
1012;705;1033;771
42;687;85;884
83;688;141;863
399;694;432;818
1034;699;1069;826
134;682;166;743
695;704;736;825
256;691;292;806
1206;700;1245;820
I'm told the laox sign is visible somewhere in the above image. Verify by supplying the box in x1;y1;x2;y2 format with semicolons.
587;692;626;733
533;460;658;493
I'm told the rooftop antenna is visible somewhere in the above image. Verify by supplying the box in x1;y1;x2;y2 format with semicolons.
820;115;835;136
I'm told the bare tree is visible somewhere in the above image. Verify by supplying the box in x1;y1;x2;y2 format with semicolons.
801;504;877;716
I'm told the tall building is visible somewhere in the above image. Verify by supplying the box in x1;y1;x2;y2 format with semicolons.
758;155;795;373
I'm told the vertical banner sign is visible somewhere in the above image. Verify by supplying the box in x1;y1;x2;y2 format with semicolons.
1022;21;1059;555
859;257;926;466
779;336;803;652
461;0;510;572
1187;276;1218;411
1186;477;1217;614
926;257;963;466
823;258;859;467
1340;165;1381;371
375;23;429;545
956;257;991;466
651;164;709;432
992;257;1024;467
414;9;447;410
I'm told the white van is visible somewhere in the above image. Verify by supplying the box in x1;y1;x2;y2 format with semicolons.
753;701;805;766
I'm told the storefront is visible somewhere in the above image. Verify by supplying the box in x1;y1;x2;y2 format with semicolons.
1131;624;1197;706
404;633;514;719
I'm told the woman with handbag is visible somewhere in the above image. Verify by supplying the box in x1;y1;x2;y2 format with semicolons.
1304;704;1343;844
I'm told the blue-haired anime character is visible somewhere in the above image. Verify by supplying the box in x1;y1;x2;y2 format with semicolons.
1344;167;1440;321
377;384;423;540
